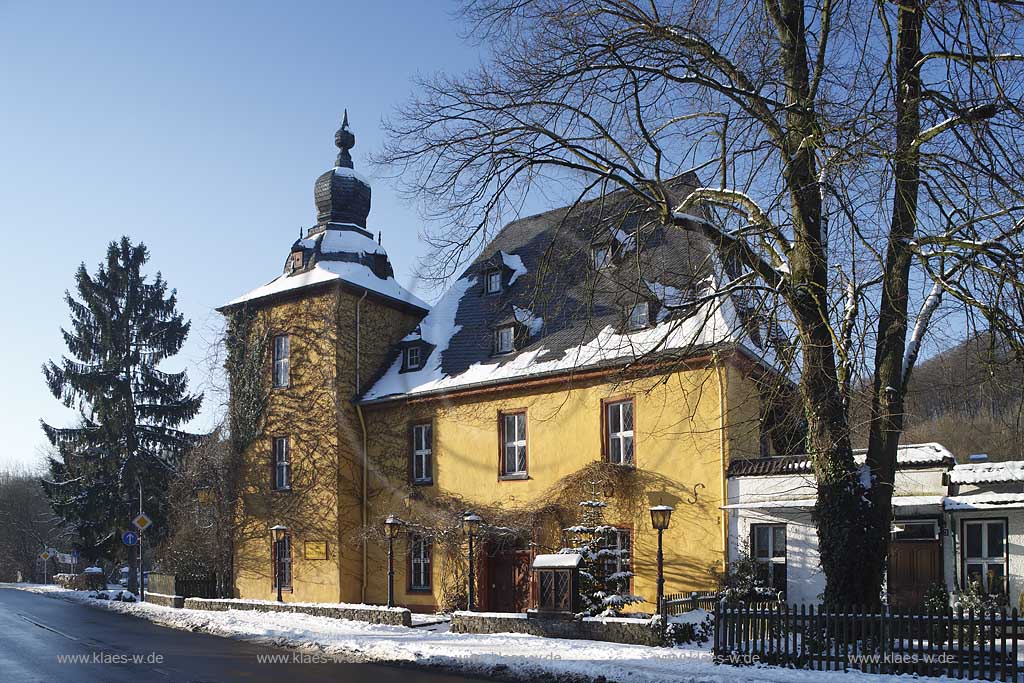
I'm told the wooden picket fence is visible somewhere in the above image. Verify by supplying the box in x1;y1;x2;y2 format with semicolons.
663;591;719;614
714;603;1024;681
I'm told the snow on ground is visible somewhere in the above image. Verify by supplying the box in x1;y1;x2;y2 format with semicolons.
0;583;988;683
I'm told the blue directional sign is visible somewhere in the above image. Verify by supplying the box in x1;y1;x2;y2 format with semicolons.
122;531;139;546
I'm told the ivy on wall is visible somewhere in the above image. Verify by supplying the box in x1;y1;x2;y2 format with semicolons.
225;306;270;457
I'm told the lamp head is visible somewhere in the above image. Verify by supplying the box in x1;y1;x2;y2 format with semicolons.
462;512;483;535
384;514;403;539
270;524;288;542
649;505;674;531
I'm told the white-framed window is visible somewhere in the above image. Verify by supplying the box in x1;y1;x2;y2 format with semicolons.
605;399;634;465
272;334;290;388
963;519;1007;594
404;345;421;371
628;302;650;330
601;528;632;582
486;270;502;294
273;437;290;490
752;524;787;596
274;533;292;589
411;423;432;484
496;325;515;354
501;412;527;477
592;245;610;270
409;534;432;591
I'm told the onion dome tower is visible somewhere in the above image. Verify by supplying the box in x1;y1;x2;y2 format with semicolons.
313;110;372;231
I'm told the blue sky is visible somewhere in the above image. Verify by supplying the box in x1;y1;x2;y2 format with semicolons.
0;1;484;468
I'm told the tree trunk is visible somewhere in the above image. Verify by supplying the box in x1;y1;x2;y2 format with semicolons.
774;0;881;607
866;0;924;606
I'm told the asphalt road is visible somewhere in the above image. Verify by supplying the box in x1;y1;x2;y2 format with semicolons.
0;588;489;683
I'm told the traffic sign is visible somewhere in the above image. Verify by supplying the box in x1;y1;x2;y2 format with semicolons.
131;513;153;533
122;531;139;546
38;551;51;561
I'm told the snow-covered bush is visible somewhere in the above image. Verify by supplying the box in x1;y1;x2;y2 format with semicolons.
651;610;714;646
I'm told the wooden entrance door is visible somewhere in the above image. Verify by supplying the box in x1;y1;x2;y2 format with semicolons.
889;540;942;608
485;547;531;612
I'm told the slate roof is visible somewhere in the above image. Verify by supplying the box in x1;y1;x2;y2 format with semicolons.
362;176;786;403
727;442;955;477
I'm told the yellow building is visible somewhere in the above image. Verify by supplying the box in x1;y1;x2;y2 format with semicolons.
220;115;790;613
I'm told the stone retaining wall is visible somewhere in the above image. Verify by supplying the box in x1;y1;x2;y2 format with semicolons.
183;598;412;627
144;592;184;609
450;611;662;647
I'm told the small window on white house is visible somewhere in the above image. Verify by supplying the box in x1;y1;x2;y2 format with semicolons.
628;302;650;330
409;534;432;591
496;325;515;354
963;519;1007;594
411;423;432;484
752;524;787;597
404;346;421;371
273;437;291;490
272;334;290;388
605;399;634;466
592;245;610;270
486;270;503;294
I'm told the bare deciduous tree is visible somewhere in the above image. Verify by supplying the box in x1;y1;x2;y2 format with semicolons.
377;0;1024;604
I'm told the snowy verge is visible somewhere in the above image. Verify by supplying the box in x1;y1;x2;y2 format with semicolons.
0;584;967;683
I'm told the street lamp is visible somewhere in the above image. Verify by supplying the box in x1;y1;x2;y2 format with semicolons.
384;515;404;608
270;525;288;603
462;512;483;611
649;505;674;623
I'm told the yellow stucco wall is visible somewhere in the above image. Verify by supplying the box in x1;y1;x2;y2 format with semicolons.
361;358;764;613
230;284;422;604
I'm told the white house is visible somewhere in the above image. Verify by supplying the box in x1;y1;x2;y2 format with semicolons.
724;443;1024;609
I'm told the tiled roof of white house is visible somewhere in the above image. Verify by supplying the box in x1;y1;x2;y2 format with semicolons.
361;178;792;403
949;461;1024;485
728;442;954;477
944;492;1024;511
722;495;945;511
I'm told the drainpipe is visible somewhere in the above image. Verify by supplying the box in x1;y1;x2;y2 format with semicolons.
354;291;369;603
715;351;729;571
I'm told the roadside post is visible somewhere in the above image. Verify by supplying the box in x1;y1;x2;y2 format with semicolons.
131;512;152;601
38;550;51;584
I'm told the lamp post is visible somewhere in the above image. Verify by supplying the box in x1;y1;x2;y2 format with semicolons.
270;525;288;603
462;512;482;611
649;505;674;624
384;515;403;608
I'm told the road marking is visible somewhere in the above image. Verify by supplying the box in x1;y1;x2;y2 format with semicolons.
16;612;80;641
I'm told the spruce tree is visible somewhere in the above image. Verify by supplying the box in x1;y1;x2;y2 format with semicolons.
561;493;643;617
41;237;202;591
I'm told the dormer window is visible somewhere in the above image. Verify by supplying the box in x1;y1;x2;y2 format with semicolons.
403;345;422;371
628;302;650;330
486;270;503;294
289;251;303;272
592;245;611;270
495;324;515;355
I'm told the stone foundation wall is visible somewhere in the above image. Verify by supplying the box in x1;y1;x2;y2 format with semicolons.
145;592;184;609
54;573;106;591
450;612;662;647
183;598;412;627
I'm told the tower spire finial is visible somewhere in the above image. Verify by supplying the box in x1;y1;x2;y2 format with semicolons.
334;110;355;169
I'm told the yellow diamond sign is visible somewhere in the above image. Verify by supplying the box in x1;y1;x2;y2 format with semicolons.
132;513;153;533
39;551;51;561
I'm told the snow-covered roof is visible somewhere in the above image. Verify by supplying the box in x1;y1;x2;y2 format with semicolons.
722;495;944;510
944;492;1024;511
728;442;954;477
224;259;429;311
533;553;583;569
949;461;1024;485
